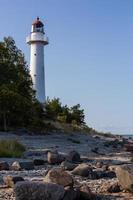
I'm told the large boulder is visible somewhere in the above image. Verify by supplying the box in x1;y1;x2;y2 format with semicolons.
67;150;81;163
47;151;65;164
72;164;93;177
116;164;133;192
11;161;34;170
44;167;74;187
3;175;24;188
14;181;65;200
0;161;9;170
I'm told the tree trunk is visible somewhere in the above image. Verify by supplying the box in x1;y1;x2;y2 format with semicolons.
3;112;7;131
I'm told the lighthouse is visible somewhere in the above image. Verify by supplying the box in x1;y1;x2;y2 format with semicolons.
26;17;49;103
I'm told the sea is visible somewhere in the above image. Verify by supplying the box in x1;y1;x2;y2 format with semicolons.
122;135;133;139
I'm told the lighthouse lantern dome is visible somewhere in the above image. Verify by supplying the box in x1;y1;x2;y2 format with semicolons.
31;17;44;33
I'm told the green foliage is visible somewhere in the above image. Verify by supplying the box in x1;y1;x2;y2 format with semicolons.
45;97;85;125
0;37;33;98
0;139;25;157
45;97;62;120
69;104;85;125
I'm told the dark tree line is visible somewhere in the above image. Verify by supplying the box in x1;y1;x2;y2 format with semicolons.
0;37;85;131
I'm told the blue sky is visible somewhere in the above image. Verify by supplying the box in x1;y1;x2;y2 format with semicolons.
0;0;133;134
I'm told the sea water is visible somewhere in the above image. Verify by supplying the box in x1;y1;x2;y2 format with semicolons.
123;135;133;139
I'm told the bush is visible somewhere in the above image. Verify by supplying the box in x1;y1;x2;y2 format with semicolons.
0;139;25;157
29;118;57;134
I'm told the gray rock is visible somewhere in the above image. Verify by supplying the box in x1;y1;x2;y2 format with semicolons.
11;161;34;170
47;151;65;164
14;181;65;200
61;161;77;171
67;150;81;163
72;164;92;177
44;167;74;187
3;175;24;188
0;161;9;170
116;164;133;192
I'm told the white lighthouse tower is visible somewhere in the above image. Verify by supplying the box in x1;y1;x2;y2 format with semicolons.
26;17;49;103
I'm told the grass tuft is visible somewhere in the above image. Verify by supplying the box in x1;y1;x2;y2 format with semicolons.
0;139;26;158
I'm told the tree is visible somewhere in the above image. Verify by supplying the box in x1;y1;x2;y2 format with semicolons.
0;37;36;130
70;104;85;125
45;97;62;120
0;37;34;98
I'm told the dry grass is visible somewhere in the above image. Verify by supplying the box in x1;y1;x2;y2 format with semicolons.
0;139;25;158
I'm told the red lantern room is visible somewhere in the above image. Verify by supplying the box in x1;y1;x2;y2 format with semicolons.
31;17;44;33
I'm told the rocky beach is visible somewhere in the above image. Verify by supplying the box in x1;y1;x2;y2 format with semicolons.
0;131;132;200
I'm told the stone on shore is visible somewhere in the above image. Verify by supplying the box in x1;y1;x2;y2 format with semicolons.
47;151;65;164
72;163;92;177
116;164;133;192
67;150;81;163
44;167;74;187
14;181;65;200
11;161;34;170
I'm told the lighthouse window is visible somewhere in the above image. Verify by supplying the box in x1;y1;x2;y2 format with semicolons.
34;53;36;56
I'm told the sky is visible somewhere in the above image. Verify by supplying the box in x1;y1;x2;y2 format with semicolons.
0;0;133;135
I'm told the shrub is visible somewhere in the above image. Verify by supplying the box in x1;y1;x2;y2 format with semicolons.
29;118;56;134
0;139;25;157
